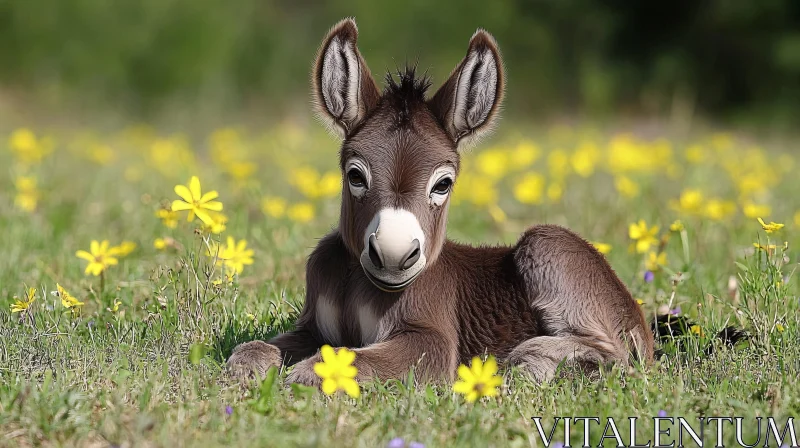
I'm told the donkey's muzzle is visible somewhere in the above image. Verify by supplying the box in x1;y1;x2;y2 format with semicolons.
360;208;428;292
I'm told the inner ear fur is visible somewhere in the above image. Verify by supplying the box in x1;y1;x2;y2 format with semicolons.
429;29;505;149
312;18;381;139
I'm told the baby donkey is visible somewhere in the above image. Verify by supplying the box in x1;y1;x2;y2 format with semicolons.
228;18;654;385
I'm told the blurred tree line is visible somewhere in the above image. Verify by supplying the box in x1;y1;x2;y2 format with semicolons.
1;0;799;124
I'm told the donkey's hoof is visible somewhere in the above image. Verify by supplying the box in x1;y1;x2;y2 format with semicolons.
227;341;282;380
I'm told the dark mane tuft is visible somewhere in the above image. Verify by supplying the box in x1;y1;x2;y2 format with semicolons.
384;64;432;124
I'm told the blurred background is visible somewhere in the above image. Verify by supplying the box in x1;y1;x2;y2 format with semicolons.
2;0;800;129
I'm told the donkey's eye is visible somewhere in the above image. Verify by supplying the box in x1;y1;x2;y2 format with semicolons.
431;178;453;195
347;169;366;188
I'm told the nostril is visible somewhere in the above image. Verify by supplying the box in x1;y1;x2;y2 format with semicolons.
400;239;421;270
368;234;385;269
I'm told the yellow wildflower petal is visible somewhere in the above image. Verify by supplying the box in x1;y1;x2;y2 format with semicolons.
174;185;193;203
453;380;473;395
90;240;100;255
482;387;499;398
202;201;224;212
171;200;193;212
321;378;338;395
75;250;94;261
337;348;356;366
189;176;202;200
482;357;498;376
457;364;475;383
314;362;333;379
320;345;336;363
199;190;219;203
465;391;479;403
471;357;484;378
340;378;360;398
339;365;358;378
486;375;504;388
194;209;215;226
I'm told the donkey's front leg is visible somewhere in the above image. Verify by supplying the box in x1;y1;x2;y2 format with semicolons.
285;330;457;387
228;328;321;380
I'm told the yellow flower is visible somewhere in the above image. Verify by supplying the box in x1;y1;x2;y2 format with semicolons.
225;161;257;181
287;203;315;223
704;199;736;221
318;171;342;197
547;149;570;179
670;189;704;215
9;128;51;164
510;141;540;168
57;284;84;309
202;211;228;234
453;356;503;403
476;148;509;179
614;176;640;199
570;142;599;178
669;220;685;232
261;197;287;218
156;208;179;228
645;252;667;271
109;241;136;257
513;173;545;205
591;242;612;255
684;144;706;164
75;240;119;276
753;242;777;253
313;345;360;398
10;288;36;313
110;300;122;313
171;176;223;225
629;220;660;254
215;237;255;275
757;217;784;234
776;323;785;333
290;166;323;198
690;325;704;337
453;172;498;206
154;237;176;250
742;202;770;219
14;176;40;212
636;299;644;305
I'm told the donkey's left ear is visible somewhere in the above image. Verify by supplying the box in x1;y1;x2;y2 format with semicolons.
312;18;381;139
429;29;504;149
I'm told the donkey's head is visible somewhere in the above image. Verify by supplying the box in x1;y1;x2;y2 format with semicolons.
313;18;504;292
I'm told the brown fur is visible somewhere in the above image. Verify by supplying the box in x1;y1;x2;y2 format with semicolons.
227;18;654;385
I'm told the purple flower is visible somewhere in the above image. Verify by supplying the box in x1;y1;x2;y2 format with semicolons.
644;271;655;283
408;443;424;448
387;438;405;448
552;443;564;448
658;410;667;417
669;307;681;316
225;405;233;416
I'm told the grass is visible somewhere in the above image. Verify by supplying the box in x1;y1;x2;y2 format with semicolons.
0;121;799;447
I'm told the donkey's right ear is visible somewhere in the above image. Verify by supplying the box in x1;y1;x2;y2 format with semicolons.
312;18;381;139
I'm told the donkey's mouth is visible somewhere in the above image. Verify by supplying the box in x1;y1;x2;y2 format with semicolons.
363;268;422;293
